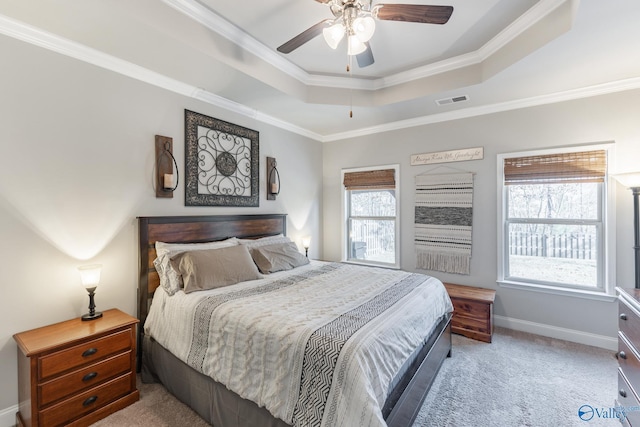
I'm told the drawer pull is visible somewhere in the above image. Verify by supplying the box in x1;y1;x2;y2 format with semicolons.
619;389;627;398
620;313;628;321
83;395;98;407
617;351;627;360
82;348;98;358
82;372;98;382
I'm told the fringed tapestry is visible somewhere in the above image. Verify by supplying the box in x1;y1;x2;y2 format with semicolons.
415;172;473;274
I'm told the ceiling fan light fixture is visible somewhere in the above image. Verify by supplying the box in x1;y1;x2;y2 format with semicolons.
347;35;367;56
353;16;375;43
323;22;345;49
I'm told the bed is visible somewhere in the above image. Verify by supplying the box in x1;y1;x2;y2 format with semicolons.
137;214;453;427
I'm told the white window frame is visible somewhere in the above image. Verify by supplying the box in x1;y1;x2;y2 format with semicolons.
496;144;616;301
341;164;401;269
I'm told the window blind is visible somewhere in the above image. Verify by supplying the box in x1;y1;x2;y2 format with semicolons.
503;149;606;185
343;169;396;190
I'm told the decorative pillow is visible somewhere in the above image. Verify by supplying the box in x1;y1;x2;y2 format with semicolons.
250;241;310;274
169;245;262;293
156;238;238;258
154;238;238;295
238;234;291;249
153;256;184;296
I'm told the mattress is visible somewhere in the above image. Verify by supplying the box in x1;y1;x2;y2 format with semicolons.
144;261;452;427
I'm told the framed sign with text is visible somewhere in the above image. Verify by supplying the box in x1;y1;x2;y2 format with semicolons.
411;147;484;166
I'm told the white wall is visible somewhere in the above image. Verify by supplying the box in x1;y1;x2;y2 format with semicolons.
323;89;640;349
0;35;322;422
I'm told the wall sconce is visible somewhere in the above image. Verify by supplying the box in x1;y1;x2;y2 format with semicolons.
267;157;280;200
156;135;179;198
614;172;640;289
302;236;311;258
78;264;103;321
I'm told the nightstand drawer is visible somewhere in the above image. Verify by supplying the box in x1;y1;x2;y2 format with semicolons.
451;312;490;333
620;298;640;349
39;351;132;406
39;372;133;427
39;329;131;380
451;298;490;319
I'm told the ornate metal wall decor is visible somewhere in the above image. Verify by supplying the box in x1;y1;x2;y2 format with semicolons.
185;110;259;207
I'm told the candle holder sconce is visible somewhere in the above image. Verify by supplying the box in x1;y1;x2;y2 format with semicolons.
155;135;179;198
267;157;280;201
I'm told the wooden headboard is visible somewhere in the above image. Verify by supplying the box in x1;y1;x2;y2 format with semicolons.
137;214;287;365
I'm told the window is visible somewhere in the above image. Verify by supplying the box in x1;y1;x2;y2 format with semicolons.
342;165;400;268
497;146;615;297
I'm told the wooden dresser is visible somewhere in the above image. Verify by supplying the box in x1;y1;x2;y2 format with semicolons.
444;282;496;343
617;287;640;427
13;308;139;427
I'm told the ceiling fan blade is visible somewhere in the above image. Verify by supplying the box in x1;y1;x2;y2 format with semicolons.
277;19;331;54
373;4;453;24
356;43;375;68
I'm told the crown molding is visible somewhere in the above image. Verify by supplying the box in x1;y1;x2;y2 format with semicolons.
478;0;573;60
163;0;573;92
161;0;314;87
321;77;640;142
379;0;573;89
0;13;198;97
1;10;637;144
0;13;322;141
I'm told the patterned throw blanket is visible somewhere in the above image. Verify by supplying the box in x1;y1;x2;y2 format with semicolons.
145;262;452;427
415;172;474;274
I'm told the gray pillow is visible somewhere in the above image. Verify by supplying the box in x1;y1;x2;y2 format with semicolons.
170;245;262;293
250;241;310;274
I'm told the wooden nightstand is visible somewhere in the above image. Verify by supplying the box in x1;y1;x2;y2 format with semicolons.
444;283;496;343
13;308;139;427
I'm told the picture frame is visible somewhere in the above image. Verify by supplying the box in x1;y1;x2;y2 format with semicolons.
184;110;259;207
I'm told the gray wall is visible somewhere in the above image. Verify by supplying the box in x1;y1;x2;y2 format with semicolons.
0;35;322;419
323;89;640;348
2;13;638;425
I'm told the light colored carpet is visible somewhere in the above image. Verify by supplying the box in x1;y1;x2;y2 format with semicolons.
92;327;618;427
415;327;618;427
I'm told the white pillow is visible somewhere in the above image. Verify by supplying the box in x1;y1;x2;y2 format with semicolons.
238;234;291;249
154;238;238;295
156;238;238;258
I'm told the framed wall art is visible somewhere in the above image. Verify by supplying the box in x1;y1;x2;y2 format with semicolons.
184;110;259;207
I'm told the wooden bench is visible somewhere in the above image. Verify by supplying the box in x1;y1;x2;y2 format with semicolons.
443;283;496;343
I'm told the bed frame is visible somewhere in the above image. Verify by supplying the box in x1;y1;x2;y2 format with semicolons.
137;214;451;427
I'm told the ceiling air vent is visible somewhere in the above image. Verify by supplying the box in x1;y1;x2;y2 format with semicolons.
436;95;469;106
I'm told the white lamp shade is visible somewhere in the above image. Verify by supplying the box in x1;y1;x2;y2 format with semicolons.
302;236;312;249
353;16;375;42
78;264;102;289
614;172;640;189
323;23;345;49
347;35;367;55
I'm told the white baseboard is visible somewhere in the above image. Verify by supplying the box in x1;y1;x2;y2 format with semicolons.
494;315;618;351
0;405;17;427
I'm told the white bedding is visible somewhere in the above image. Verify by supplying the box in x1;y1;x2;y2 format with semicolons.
144;261;452;427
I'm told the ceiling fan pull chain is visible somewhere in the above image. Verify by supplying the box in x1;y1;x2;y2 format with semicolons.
348;55;354;118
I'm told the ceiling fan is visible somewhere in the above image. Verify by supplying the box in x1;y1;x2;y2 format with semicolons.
277;0;454;68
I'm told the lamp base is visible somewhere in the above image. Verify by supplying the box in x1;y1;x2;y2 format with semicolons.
81;311;103;321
